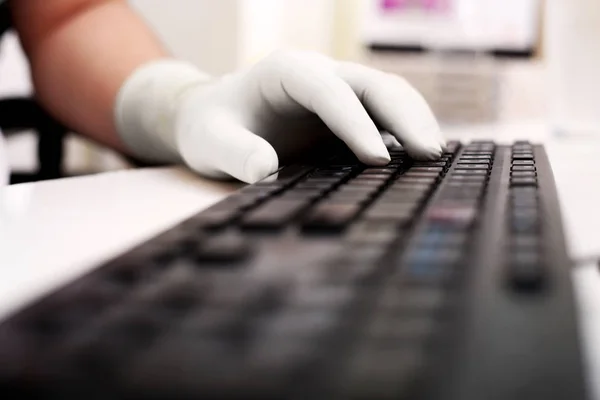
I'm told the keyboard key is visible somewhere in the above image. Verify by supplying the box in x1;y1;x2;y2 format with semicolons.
295;182;336;191
511;215;539;233
386;161;405;167
409;167;445;173
302;178;343;185
403;249;461;285
448;175;488;182
343;344;426;399
512;160;535;166
411;161;447;167
414;231;468;248
513;149;534;155
302;203;362;231
361;168;396;175
317;166;354;171
457;160;491;167
388;149;405;155
511;191;538;201
326;194;373;206
453;169;488;175
440;186;484;197
288;185;328;194
192;195;267;228
508;251;545;292
244;182;283;190
288;286;354;310
377;191;426;204
323;246;387;285
270;165;314;184
511;207;539;219
513;143;533;148
427;206;477;228
205;280;266;307
455;164;490;169
368;314;437;340
401;172;441;179
364;204;417;224
347;180;387;187
311;170;353;179
279;190;323;202
354;174;393;181
460;155;492;160
242;199;308;229
478;145;496;151
462;152;493;157
193;233;253;263
511;235;540;250
346;222;400;244
512;153;534;160
396;177;438;185
261;310;340;338
446;181;486;188
511;197;538;208
511;165;536;172
337;185;379;194
378;287;445;313
437;201;480;210
510;178;538;187
511;171;537;177
330;189;379;202
192;210;238;230
389;182;433;191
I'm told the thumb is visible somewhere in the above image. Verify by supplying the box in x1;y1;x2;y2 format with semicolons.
178;112;279;184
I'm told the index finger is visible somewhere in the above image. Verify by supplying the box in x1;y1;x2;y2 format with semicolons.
262;54;391;165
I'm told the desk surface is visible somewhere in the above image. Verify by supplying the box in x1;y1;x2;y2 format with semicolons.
0;167;241;319
2;128;600;398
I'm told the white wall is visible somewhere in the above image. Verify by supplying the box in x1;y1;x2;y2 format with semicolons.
129;0;242;75
130;0;339;73
240;0;338;65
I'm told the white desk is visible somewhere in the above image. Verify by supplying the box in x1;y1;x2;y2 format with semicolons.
2;128;600;398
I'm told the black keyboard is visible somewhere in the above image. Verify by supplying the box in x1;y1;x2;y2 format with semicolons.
0;141;587;400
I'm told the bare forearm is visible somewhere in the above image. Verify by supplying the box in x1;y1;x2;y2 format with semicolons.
12;0;168;151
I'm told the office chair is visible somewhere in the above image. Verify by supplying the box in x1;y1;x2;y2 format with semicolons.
0;4;68;184
0;97;158;184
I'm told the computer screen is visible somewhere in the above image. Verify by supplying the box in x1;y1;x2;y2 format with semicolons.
361;0;541;53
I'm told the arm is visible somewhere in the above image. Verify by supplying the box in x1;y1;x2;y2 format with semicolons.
11;0;167;152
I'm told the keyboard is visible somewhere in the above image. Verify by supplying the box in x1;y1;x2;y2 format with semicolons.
0;141;587;400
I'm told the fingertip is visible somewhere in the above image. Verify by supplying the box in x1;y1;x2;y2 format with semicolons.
406;142;443;161
243;147;279;184
434;129;447;152
439;139;448;152
355;144;391;166
369;153;392;166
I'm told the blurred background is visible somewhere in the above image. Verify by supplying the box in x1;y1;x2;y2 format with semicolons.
1;0;592;181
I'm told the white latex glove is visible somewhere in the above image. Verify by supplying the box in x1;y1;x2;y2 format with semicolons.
116;50;445;184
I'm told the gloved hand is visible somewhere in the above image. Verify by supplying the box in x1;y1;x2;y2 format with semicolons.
115;50;445;183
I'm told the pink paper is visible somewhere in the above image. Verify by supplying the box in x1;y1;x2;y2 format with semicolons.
381;0;451;12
